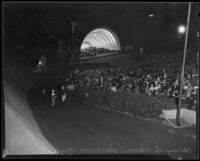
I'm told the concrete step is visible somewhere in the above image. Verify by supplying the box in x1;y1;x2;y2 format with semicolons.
160;100;188;103
162;103;189;107
162;102;188;106
154;96;193;110
161;102;189;106
162;104;193;110
161;109;196;126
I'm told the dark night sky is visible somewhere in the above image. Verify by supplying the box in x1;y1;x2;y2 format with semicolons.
3;2;199;53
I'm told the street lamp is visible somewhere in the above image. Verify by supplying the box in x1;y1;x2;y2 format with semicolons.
176;3;191;126
67;21;79;67
148;14;154;18
178;25;186;34
67;20;76;51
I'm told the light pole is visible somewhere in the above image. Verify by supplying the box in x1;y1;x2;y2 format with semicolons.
67;21;76;67
176;2;191;126
71;21;76;53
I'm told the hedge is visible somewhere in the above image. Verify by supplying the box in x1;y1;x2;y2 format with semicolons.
75;86;163;119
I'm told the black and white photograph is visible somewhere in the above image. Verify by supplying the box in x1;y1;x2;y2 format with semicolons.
2;1;199;159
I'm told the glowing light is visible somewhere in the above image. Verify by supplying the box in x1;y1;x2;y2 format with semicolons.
94;29;116;45
86;38;100;47
87;34;106;46
148;14;154;17
90;32;110;45
81;44;90;49
87;35;104;47
178;25;186;34
81;27;121;51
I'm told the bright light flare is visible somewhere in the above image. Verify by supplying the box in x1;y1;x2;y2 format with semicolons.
148;14;154;17
178;25;186;34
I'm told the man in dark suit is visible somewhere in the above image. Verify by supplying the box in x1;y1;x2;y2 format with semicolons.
173;87;179;110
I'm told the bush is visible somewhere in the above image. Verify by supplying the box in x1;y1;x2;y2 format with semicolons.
75;86;163;119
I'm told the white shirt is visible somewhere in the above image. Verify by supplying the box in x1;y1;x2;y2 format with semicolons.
157;77;160;82
154;86;159;91
111;86;117;92
150;86;155;91
183;85;188;90
51;92;56;97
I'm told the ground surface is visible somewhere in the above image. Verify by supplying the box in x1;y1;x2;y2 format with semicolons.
28;87;197;159
4;57;57;155
4;83;57;155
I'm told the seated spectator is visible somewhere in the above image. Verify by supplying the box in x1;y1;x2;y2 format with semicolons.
111;85;117;92
173;78;179;88
145;85;150;95
167;86;173;98
149;84;155;95
186;83;193;100
134;85;140;94
154;83;160;95
157;76;160;83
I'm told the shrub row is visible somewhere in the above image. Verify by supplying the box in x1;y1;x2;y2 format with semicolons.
75;86;163;119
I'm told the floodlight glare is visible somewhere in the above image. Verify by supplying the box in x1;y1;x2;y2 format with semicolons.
178;25;186;34
149;14;154;17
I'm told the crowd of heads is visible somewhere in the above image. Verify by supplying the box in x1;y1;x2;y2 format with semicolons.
64;49;198;101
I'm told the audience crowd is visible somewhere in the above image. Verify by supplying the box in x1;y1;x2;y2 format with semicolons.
64;49;199;105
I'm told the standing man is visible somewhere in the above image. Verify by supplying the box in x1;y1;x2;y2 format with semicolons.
61;86;67;102
41;88;46;103
42;88;46;95
51;89;56;107
173;87;179;110
39;55;47;71
186;83;193;101
188;89;195;110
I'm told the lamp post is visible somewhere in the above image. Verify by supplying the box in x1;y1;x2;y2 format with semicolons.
176;2;191;126
71;21;76;52
67;21;76;67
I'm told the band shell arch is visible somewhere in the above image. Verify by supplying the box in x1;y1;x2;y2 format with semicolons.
81;27;121;51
